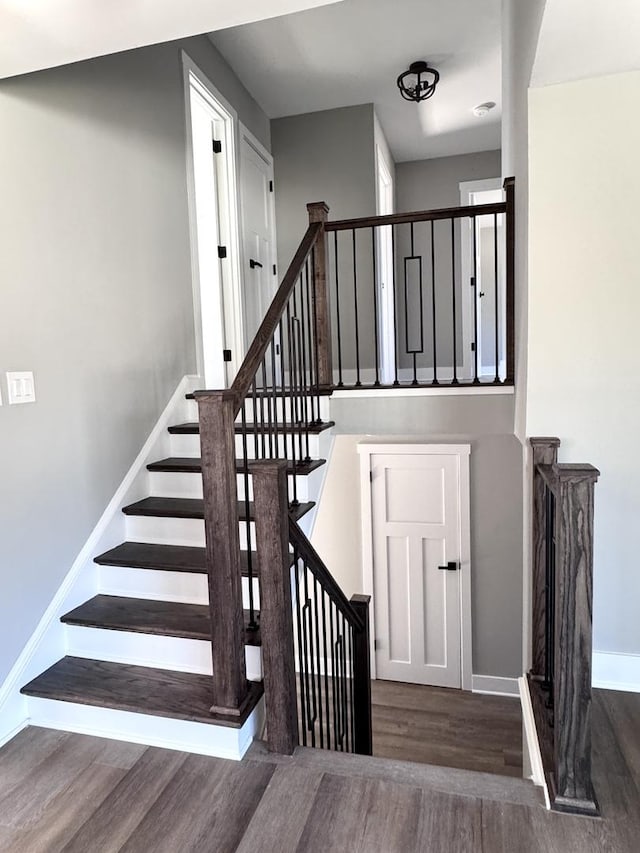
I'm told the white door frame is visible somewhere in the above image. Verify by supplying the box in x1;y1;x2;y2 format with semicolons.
238;122;278;351
357;441;472;690
374;144;396;385
182;52;244;387
459;178;504;382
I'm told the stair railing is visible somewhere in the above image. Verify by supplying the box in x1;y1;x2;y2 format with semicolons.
528;437;600;816
324;177;515;387
194;203;373;738
251;460;372;755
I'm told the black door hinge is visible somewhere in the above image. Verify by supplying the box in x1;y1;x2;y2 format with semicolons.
470;276;476;288
369;470;373;483
273;264;277;276
471;342;476;352
218;245;227;259
212;139;222;154
269;180;274;192
223;349;232;362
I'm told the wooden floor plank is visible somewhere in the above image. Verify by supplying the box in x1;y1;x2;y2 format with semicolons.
119;755;274;853
296;773;423;853
0;727;69;794
62;747;189;853
416;789;482;853
4;763;126;853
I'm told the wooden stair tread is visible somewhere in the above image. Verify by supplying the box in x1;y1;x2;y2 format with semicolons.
186;387;334;401
61;595;261;645
94;541;287;577
121;496;315;522
168;421;335;435
146;456;326;476
21;657;263;728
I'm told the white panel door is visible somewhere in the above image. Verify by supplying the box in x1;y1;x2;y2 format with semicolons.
239;132;277;349
371;453;462;688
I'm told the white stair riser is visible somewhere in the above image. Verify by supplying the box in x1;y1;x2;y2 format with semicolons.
125;515;258;551
147;469;314;502
98;565;260;610
169;431;322;460
25;696;264;761
64;625;263;681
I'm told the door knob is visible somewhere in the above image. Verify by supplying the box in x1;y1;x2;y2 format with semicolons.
249;259;263;269
438;561;458;571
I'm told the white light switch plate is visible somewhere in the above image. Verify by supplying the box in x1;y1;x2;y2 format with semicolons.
7;371;36;404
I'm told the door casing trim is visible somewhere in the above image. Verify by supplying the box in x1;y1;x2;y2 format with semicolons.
357;441;472;689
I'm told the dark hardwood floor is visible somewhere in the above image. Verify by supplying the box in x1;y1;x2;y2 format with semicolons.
0;689;637;851
371;680;523;778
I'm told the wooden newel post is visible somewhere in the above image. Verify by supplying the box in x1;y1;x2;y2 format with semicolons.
250;460;299;754
307;201;332;389
194;390;249;716
530;437;560;677
350;594;372;756
504;176;515;385
553;463;600;816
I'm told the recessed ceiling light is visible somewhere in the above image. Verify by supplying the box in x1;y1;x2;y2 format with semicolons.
473;101;496;117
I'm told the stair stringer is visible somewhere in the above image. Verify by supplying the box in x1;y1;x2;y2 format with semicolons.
0;375;205;747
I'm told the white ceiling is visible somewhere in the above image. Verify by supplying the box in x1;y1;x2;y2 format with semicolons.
0;0;341;80
210;0;502;162
532;0;640;88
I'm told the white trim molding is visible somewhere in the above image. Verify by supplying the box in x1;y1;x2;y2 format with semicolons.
471;675;520;697
357;441;472;690
519;676;550;807
333;384;514;399
592;650;640;693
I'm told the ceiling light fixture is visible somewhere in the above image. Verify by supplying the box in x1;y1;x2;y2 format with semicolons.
473;101;496;117
397;61;440;103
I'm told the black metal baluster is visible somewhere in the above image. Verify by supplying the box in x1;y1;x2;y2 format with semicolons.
349;623;356;752
270;338;280;462
340;612;348;752
372;226;381;387
352;229;361;386
330;602;338;749
302;564;316;747
251;379;259;460
431;220;438;385
313;576;324;748
494;212;500;384
451;218;458;385
285;304;299;507
410;222;418;385
392;224;400;386
472;216;480;384
334;231;344;387
311;246;322;423
293;548;307;746
298;270;311;462
240;405;257;631
304;258;317;426
261;360;271;458
321;591;331;750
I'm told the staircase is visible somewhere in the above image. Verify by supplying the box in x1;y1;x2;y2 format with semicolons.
20;390;334;758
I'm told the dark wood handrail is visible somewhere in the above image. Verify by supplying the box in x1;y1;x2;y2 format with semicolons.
230;222;322;413
288;518;365;633
324;200;506;232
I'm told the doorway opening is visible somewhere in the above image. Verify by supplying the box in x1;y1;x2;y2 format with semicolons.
183;54;244;387
358;442;522;778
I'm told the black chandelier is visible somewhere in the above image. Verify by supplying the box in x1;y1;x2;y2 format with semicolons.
397;61;440;103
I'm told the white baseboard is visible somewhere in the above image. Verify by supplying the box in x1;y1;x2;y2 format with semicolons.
25;695;264;761
592;650;640;693
471;674;520;697
518;676;549;807
0;375;200;746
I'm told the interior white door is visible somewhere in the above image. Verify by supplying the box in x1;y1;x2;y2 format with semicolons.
371;452;462;688
239;131;277;349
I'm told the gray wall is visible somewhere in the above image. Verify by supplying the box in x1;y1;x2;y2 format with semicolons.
0;35;269;685
272;104;377;376
394;150;502;373
313;394;523;678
